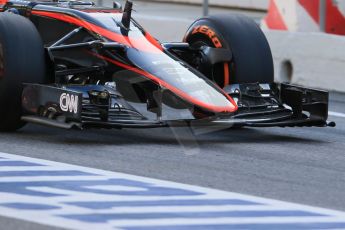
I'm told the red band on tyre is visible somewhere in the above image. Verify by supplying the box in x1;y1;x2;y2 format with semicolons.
191;25;223;48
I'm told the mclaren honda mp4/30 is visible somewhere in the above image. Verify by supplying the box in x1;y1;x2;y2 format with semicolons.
0;0;335;131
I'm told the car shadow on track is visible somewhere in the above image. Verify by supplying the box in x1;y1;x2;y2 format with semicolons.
5;124;325;146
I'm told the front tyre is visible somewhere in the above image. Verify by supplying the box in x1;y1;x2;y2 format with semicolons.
184;14;274;87
0;13;46;131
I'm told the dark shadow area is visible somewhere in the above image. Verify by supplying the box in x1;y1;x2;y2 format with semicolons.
1;123;326;147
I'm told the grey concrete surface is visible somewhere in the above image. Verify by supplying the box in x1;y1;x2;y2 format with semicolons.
1;1;345;230
140;0;269;11
0;216;66;230
114;0;265;23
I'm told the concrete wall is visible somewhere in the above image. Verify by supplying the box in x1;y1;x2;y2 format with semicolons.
266;31;345;92
143;0;269;11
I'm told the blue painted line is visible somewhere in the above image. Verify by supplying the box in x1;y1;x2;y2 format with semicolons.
0;179;203;197
124;222;345;230
0;170;97;177
1;152;345;230
65;199;261;209
0;203;60;210
0;161;44;167
60;210;326;223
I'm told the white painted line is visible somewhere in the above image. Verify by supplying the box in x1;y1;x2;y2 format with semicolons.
108;217;345;227
329;111;345;118
1;151;345;230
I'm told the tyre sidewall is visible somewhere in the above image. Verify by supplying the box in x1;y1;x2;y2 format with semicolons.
184;15;274;84
0;13;46;131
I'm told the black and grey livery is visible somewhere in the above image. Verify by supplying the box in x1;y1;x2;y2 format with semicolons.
0;0;335;131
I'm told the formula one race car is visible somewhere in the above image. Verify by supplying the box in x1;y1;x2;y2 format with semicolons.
0;0;335;131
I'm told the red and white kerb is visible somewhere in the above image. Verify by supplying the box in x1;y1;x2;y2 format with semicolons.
262;0;345;36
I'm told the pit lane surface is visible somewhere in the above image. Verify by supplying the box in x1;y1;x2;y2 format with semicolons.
1;2;345;230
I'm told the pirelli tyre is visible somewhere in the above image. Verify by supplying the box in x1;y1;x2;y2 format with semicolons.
184;14;274;87
0;13;45;131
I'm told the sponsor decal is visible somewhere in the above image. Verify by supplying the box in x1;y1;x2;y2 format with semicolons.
191;25;223;48
59;93;79;114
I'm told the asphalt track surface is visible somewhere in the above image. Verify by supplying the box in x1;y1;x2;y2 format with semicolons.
1;1;345;230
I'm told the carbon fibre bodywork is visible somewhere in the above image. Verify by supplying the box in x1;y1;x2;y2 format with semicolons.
0;1;335;129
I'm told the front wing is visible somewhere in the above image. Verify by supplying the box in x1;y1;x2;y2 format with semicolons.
21;83;335;130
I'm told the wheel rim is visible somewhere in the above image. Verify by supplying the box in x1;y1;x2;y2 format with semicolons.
190;39;232;88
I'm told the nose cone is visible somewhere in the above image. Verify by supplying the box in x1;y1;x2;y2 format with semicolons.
126;48;238;114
